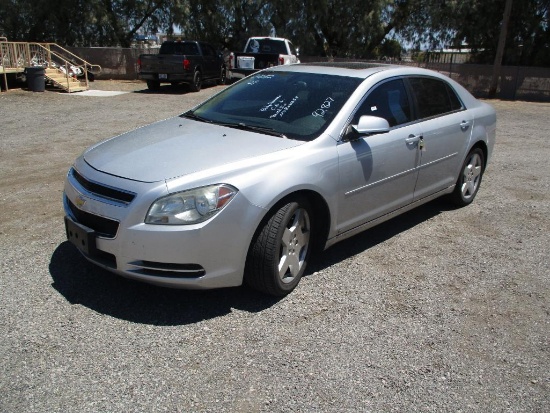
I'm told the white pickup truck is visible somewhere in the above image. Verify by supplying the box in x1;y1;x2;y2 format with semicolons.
226;37;299;81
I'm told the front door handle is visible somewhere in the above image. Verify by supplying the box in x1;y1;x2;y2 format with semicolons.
405;134;422;144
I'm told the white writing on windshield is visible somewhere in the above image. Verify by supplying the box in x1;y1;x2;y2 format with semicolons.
312;97;335;118
260;95;299;119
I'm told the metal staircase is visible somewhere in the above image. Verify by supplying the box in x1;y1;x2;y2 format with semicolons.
1;38;101;92
44;67;88;93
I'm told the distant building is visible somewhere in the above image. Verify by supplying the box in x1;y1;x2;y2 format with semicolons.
428;46;473;64
132;34;160;48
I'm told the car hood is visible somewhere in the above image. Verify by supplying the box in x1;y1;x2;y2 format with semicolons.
83;117;303;182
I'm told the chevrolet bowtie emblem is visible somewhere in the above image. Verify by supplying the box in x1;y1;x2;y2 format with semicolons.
75;195;86;208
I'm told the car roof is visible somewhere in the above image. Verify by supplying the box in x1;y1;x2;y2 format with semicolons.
269;61;450;81
248;37;289;41
264;62;396;78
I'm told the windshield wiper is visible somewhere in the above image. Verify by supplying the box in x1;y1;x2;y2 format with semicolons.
221;122;287;139
181;113;287;138
180;111;212;123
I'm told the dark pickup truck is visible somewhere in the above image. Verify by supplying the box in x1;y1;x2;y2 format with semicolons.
138;40;225;91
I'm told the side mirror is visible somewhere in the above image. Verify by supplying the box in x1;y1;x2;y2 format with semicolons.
354;115;390;134
344;115;390;141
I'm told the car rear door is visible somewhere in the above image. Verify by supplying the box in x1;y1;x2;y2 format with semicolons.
336;78;422;234
407;77;473;201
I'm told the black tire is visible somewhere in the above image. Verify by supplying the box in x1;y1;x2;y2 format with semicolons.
245;198;313;296
449;147;485;206
146;80;160;91
217;66;227;85
190;71;202;92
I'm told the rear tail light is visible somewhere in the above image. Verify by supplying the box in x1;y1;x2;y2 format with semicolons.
279;56;285;65
183;59;190;70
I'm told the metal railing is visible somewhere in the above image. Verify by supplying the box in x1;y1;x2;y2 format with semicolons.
1;39;102;91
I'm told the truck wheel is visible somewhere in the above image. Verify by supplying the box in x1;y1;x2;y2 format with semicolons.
218;66;227;85
190;71;202;92
146;80;160;91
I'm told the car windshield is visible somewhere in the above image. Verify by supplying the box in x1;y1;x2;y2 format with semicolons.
187;71;363;141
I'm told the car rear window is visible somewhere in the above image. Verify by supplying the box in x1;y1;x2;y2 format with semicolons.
246;39;289;54
160;42;199;55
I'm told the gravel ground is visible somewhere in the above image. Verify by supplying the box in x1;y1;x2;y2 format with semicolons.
0;80;548;412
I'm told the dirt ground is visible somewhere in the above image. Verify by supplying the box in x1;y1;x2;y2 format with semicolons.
0;80;548;412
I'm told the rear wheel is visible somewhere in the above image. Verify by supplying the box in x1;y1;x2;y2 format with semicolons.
146;80;160;91
190;71;202;92
245;198;312;296
449;147;485;206
217;66;227;85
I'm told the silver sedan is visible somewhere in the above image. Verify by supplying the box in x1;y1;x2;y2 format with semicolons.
63;63;496;296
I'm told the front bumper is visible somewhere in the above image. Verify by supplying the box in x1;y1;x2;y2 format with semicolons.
63;165;262;290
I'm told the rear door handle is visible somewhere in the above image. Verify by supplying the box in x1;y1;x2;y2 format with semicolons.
460;120;470;131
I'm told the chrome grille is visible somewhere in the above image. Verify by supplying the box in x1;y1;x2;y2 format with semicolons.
71;168;136;204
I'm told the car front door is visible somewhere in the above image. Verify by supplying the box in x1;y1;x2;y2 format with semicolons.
407;77;473;201
336;78;422;234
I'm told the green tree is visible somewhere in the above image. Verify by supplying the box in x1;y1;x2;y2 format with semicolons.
1;0;548;67
179;0;272;50
396;0;550;67
0;0;179;47
376;38;402;59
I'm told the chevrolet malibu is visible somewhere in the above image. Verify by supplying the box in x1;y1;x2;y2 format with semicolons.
63;63;496;296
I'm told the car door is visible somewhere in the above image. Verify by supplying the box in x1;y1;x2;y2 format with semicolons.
336;78;422;234
407;77;473;201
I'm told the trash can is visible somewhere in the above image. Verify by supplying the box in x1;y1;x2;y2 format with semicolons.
25;67;46;92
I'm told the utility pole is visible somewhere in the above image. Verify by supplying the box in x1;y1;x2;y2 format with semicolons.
488;0;513;98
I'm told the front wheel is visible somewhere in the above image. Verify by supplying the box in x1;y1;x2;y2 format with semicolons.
245;198;312;296
449;147;485;206
189;71;202;92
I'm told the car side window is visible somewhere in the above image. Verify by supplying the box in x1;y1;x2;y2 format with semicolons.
175;43;199;55
409;77;463;119
447;84;463;111
353;79;412;127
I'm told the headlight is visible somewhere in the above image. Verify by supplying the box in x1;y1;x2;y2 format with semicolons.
145;184;238;225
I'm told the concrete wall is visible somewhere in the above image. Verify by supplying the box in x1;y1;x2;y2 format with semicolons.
68;46;159;80
420;61;550;101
